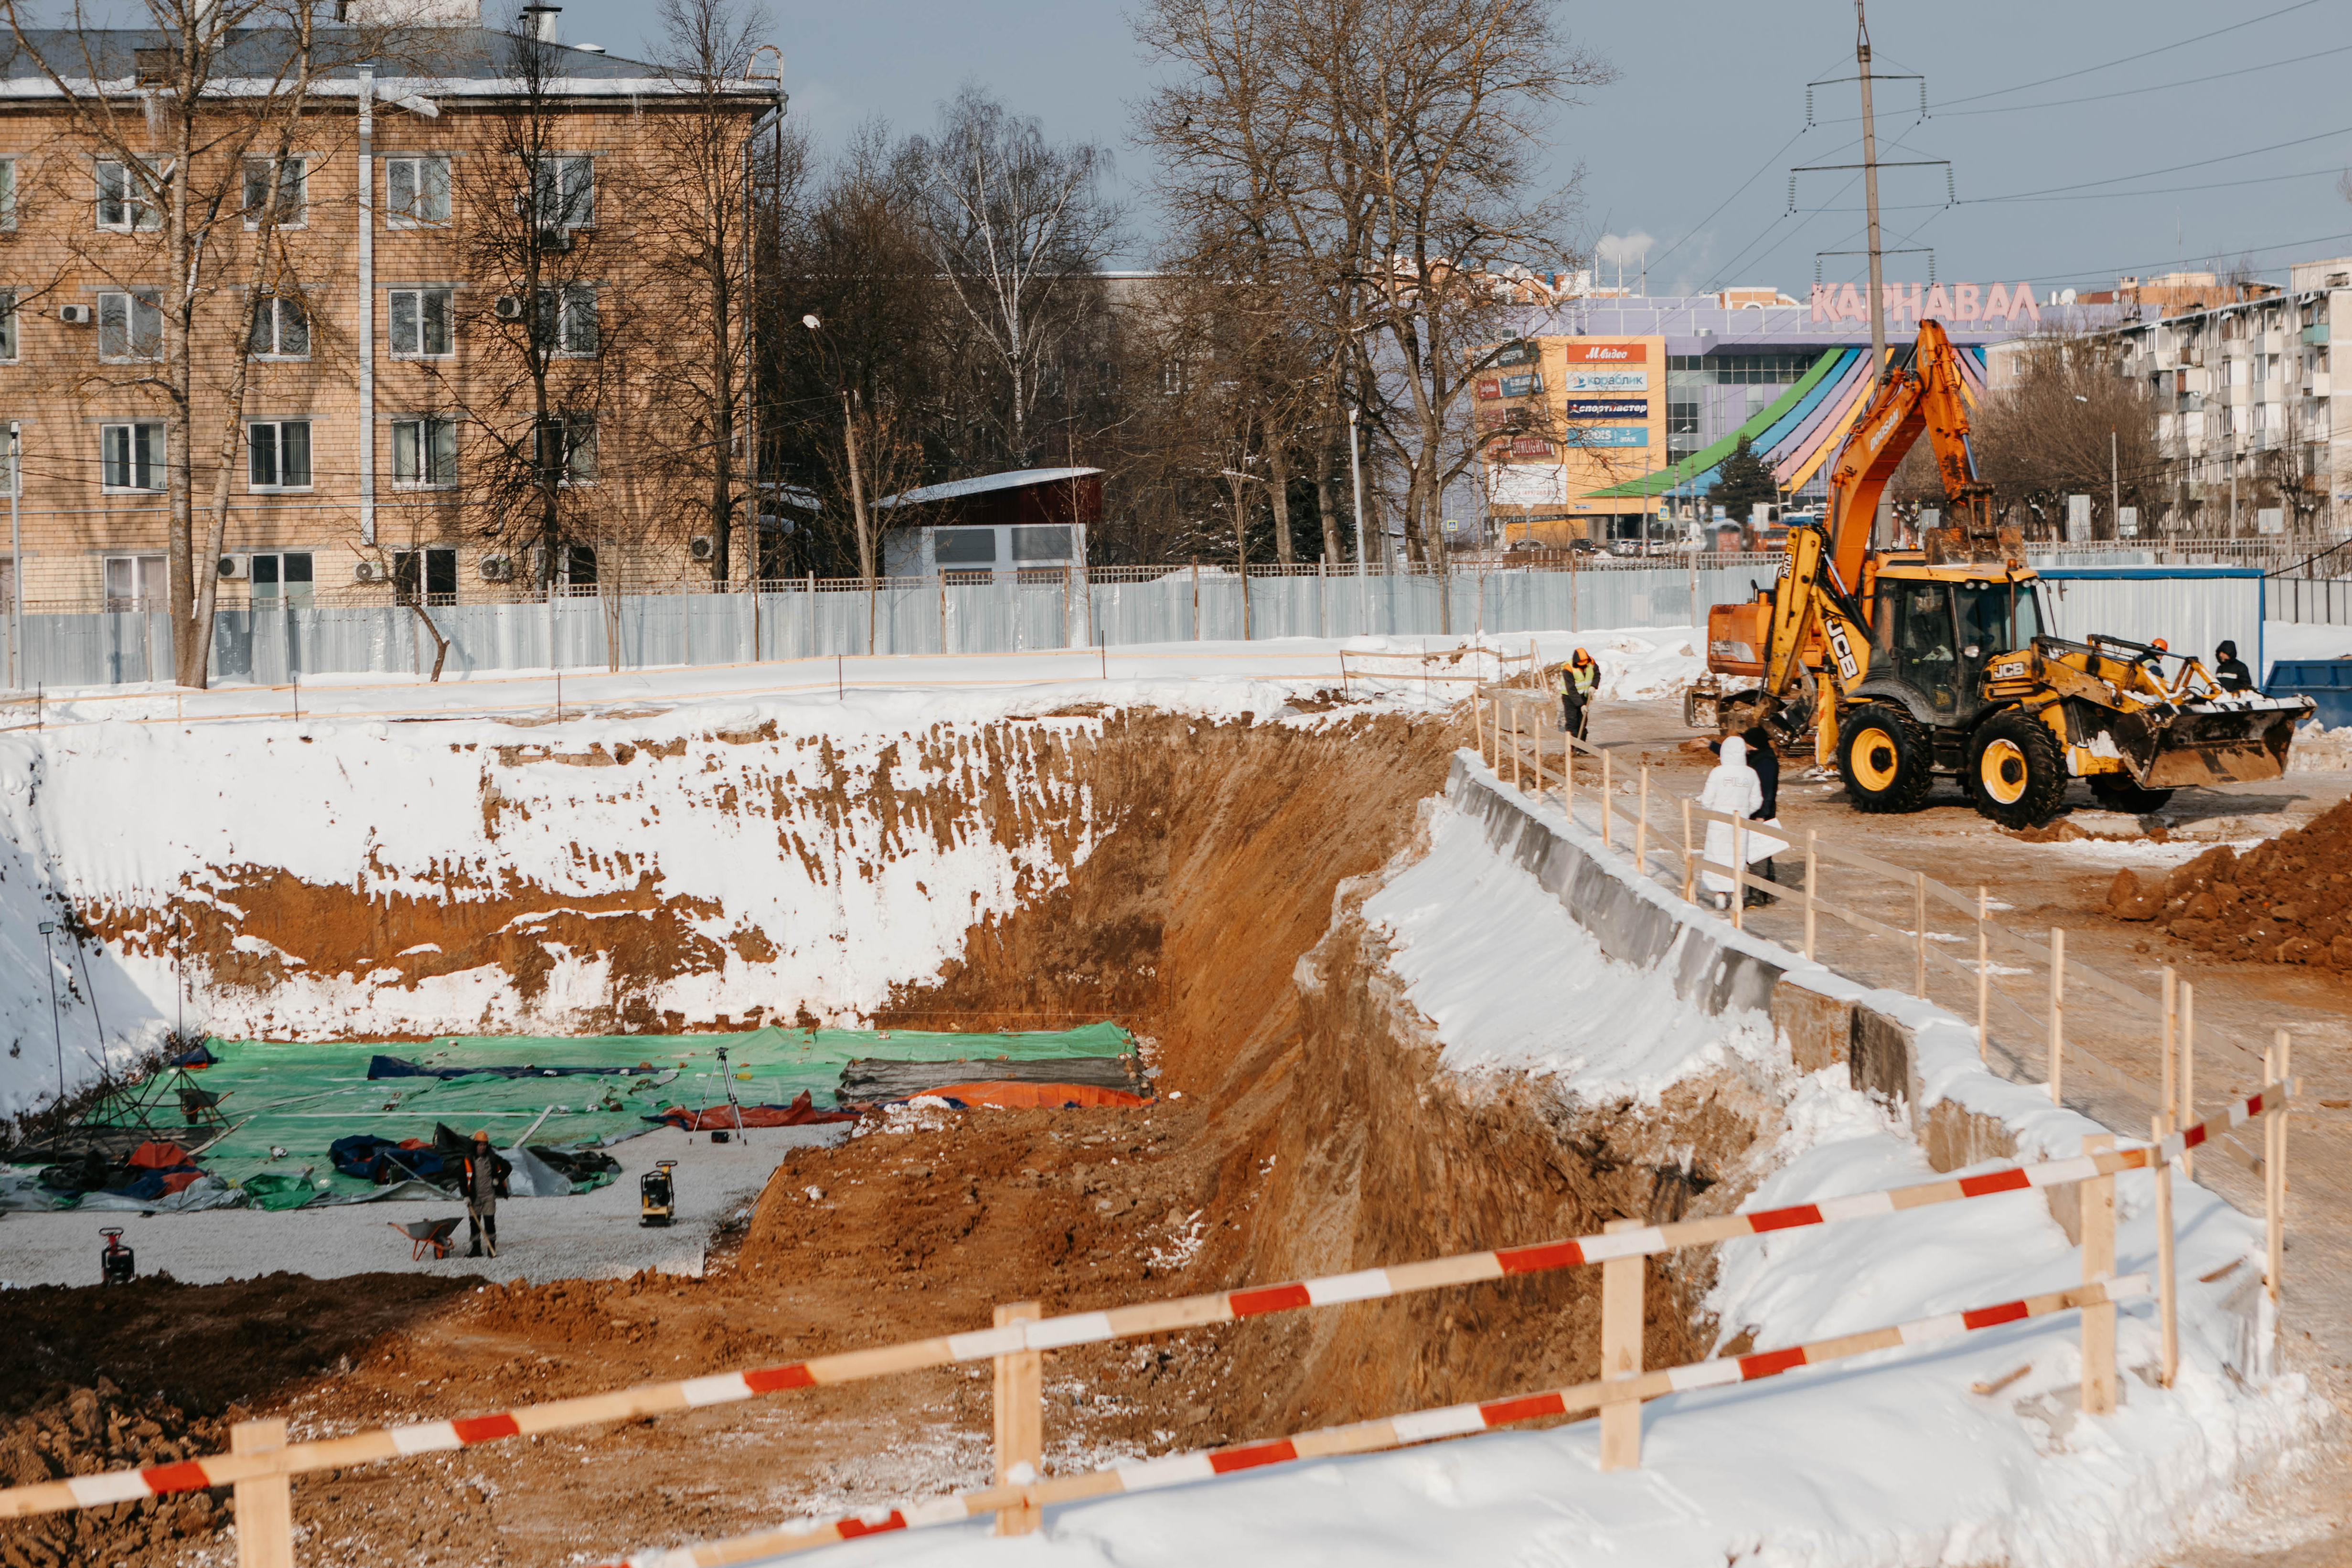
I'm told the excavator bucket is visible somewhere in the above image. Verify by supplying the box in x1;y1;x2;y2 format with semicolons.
2095;694;2314;788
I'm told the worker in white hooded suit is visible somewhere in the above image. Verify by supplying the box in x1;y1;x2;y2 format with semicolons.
1698;735;1786;908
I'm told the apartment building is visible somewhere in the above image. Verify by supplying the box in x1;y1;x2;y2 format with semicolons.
0;3;777;611
1988;258;2348;535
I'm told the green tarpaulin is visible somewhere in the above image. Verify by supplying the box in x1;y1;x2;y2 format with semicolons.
17;1022;1135;1206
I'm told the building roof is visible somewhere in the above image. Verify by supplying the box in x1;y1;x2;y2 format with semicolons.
0;28;780;101
877;468;1102;511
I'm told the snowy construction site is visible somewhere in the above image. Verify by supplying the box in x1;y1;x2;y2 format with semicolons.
0;624;2347;1568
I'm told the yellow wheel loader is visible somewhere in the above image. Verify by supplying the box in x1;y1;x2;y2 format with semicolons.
1683;320;2309;828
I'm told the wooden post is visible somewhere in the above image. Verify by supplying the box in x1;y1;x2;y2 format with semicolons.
1680;798;1694;901
1914;873;1928;998
1804;829;1818;961
1599;1218;1644;1471
2048;927;2066;1106
993;1301;1043;1535
1730;815;1745;931
2160;966;2177;1125
1509;704;1521;789
2180;982;2196;1179
231;1419;294;1568
2080;1132;2117;1417
1565;727;1576;811
2152;1112;2178;1388
1471;681;1481;755
1975;887;1990;1062
1636;766;1649;871
1531;708;1547;794
1601;747;1613;849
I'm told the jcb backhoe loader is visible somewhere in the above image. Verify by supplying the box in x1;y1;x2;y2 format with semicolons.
1682;320;2309;827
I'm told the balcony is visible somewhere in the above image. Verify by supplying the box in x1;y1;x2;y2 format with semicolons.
2303;323;2331;346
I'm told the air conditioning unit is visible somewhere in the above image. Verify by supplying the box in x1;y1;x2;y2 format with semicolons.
536;228;572;252
478;553;515;582
353;559;387;584
495;296;525;321
215;555;248;580
57;304;91;325
688;535;716;562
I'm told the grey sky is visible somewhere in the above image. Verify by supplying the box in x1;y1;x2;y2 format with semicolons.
539;0;2352;294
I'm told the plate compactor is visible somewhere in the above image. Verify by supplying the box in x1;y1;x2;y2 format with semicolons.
641;1159;680;1227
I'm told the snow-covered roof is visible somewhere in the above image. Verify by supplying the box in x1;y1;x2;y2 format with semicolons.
876;468;1102;511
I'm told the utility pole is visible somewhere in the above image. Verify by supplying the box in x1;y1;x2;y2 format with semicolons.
1856;0;1887;387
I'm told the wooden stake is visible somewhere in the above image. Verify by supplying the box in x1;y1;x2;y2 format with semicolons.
2266;1035;2287;1304
1680;798;1694;901
1601;747;1613;849
2160;966;2177;1127
1472;684;1482;755
1975;887;1990;1061
1804;829;1818;961
1730;815;1745;931
1914;872;1928;998
2048;927;2066;1107
993;1301;1043;1535
1510;704;1521;789
1636;766;1649;872
1531;708;1546;794
1599;1218;1644;1471
232;1419;294;1568
2180;982;2196;1180
2079;1132;2117;1417
2152;1113;2178;1388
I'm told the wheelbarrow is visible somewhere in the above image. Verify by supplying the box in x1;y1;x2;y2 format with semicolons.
390;1216;462;1261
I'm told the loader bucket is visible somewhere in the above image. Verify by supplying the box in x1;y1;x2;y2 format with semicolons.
2098;694;2315;788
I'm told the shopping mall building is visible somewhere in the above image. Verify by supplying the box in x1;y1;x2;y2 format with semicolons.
1481;282;2138;547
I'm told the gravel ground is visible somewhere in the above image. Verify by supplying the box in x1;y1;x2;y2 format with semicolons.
0;1122;849;1290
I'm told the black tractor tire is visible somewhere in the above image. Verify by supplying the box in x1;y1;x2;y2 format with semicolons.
1837;703;1936;813
2088;776;2175;815
1967;710;2069;828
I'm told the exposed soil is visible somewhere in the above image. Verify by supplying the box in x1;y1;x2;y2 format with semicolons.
2;705;1778;1568
2102;798;2352;968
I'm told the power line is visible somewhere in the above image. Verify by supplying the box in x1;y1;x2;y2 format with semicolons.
1960;120;2352;204
1931;0;2327;109
1933;40;2352;119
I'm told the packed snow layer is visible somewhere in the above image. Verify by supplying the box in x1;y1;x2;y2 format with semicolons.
1362;792;1776;1097
2261;619;2352;677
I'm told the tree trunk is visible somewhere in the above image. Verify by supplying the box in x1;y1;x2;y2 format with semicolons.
1315;423;1341;564
1268;441;1293;565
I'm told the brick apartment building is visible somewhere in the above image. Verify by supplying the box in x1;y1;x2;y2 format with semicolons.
0;2;776;614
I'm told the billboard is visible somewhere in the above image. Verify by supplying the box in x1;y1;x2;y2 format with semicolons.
1561;427;1649;447
1499;372;1544;398
1493;341;1539;367
1565;398;1648;419
1562;341;1647;363
1490;465;1563;506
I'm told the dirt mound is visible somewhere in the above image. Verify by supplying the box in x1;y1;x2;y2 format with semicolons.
0;1382;227;1568
2104;798;2352;967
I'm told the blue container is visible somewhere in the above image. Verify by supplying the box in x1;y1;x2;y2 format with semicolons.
2265;658;2352;730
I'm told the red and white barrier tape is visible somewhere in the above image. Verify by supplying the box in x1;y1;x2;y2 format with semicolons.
622;1275;2149;1567
0;1083;2274;1524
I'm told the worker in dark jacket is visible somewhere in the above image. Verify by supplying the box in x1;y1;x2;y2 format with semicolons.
1739;726;1782;903
461;1130;511;1258
2213;640;2255;693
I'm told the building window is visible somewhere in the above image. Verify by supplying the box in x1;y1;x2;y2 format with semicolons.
539;415;595;483
559;544;597;594
392;416;457;486
1667;400;1700;435
393;546;457;606
535;286;597;355
528;155;594;230
96;159;163;231
0;159;16;231
1158;359;1183;397
104;553;166;608
0;289;17;362
248;419;312;491
249;294;310;358
101;421;164;490
242;156;307;228
389;288;454;357
248;550;314;606
97;291;162;362
384;155;451;227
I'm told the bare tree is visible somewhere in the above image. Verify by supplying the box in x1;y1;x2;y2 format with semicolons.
911;87;1120;468
643;0;773;584
1970;332;2161;540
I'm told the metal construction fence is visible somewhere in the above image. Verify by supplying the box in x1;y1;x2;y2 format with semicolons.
1;555;2290;690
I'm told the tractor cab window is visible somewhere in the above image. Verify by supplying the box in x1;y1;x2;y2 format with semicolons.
1888;581;1960;713
2011;583;2044;647
1954;578;2045;661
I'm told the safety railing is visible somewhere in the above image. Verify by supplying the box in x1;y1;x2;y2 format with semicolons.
0;1088;2289;1564
1475;685;2330;1178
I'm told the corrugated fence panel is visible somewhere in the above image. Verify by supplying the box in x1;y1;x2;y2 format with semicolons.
2038;573;2262;667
